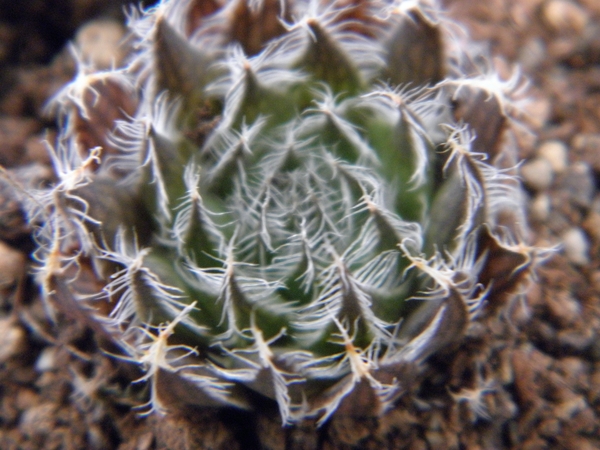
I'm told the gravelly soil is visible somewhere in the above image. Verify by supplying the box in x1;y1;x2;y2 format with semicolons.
1;1;600;449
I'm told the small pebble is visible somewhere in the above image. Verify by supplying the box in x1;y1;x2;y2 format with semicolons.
522;95;552;131
554;395;587;420
592;194;600;215
545;290;581;328
0;318;26;362
582;211;600;243
520;157;554;191
75;19;127;68
538;140;568;173
558;328;594;352
530;193;551;221
19;403;56;438
35;347;58;372
538;418;561;438
572;134;600;176
553;357;589;391
518;37;547;71
562;162;595;208
543;0;589;34
561;227;590;265
16;388;41;411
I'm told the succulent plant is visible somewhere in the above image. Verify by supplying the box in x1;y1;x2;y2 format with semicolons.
26;0;536;426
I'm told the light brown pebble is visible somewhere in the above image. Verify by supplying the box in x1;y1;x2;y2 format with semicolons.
553;357;590;391
591;272;600;297
530;193;551;221
34;346;59;372
537;418;561;438
75;19;127;69
543;0;589;34
518;37;547;71
589;369;600;403
545;290;581;328
553;394;587;420
19;403;57;438
0;317;26;362
582;211;600;243
557;328;594;352
561;227;590;265
522;94;552;131
572;133;600;173
521;157;554;191
424;430;446;449
558;436;597;450
15;388;41;411
561;162;595;208
538;140;568;173
520;436;548;450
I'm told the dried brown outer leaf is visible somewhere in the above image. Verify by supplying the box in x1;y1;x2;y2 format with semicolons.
150;403;242;450
305;373;381;428
415;289;470;358
452;86;507;160
332;377;384;419
384;10;445;86
155;368;249;411
332;0;384;39
46;274;119;347
73;78;137;169
394;289;469;364
327;380;380;445
186;0;222;37
230;0;289;56
477;227;530;313
74;175;154;248
316;292;469;422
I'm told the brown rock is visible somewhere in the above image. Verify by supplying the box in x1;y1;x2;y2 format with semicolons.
542;0;589;35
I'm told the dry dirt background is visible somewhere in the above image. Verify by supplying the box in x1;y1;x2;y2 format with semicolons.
1;0;600;449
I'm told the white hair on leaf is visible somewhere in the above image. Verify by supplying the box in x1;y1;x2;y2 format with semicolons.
45;45;134;120
281;0;385;83
113;301;227;416
210;313;305;424
298;316;398;426
301;87;380;166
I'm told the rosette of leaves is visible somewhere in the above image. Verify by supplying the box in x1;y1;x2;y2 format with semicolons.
27;0;537;425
